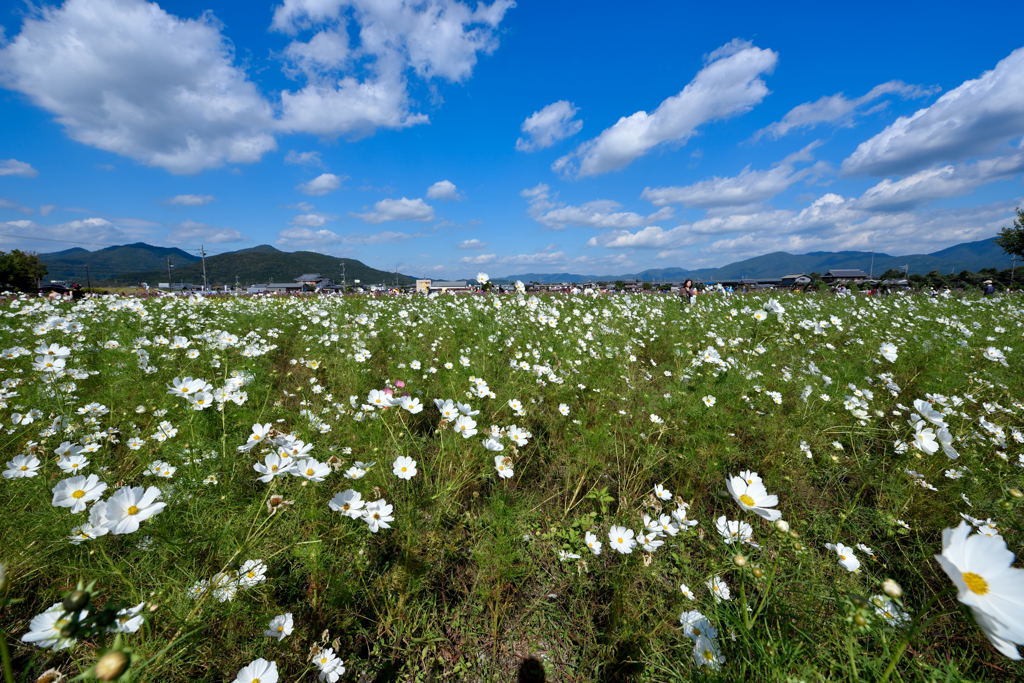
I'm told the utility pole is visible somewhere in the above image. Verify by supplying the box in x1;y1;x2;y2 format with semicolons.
200;245;208;292
166;256;173;283
1011;256;1019;290
341;260;347;289
235;274;240;291
85;265;92;291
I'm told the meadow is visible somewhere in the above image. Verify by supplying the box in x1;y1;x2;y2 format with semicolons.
0;287;1022;682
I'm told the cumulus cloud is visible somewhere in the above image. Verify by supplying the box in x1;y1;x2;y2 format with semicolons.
459;253;496;265
523;184;673;230
0;0;276;174
554;40;777;177
641;142;822;209
284;150;324;167
754;81;937;140
458;238;487;249
843;48;1024;176
274;0;514;137
166;194;215;206
515;100;583;152
0;159;38;178
856;150;1024;211
298;173;344;195
290;212;332;227
427;179;461;200
168;220;243;244
354;197;434;223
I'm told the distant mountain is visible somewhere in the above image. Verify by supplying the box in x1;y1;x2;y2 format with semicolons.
38;242;415;286
40;242;199;281
500;237;1012;283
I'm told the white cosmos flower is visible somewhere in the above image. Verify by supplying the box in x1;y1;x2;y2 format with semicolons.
232;658;278;683
585;531;602;555
494;455;514;479
328;489;365;518
608;525;636;554
104;486;166;535
935;521;1024;659
715;516;758;547
4;454;40;479
52;474;107;513
879;342;898;362
825;542;861;572
20;602;80;650
265;613;294;641
392;456;418;480
363;499;394;533
726;471;781;521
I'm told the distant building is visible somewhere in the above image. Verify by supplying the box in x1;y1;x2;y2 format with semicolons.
421;279;471;292
780;273;812;287
294;273;333;290
822;269;869;283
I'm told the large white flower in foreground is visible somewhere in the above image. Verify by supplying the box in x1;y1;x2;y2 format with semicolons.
104;486;166;534
726;471;781;521
935;521;1024;659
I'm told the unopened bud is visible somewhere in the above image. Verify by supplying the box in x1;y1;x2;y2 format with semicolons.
752;567;764;579
733;554;747;567
774;519;790;533
1009;488;1023;499
95;651;129;681
882;578;903;599
853;614;868;627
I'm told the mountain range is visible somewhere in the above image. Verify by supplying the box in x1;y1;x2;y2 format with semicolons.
34;236;1013;287
39;243;415;286
499;237;1013;283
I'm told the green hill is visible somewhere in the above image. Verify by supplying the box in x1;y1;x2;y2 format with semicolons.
122;244;414;286
39;243;199;282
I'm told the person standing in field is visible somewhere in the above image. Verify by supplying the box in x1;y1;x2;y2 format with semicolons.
982;279;995;296
681;279;698;305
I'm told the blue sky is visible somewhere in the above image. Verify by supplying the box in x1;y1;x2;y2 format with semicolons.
1;0;1023;278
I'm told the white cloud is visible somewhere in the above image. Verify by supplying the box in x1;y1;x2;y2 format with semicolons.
458;238;487;249
427;179;461;200
166;194;215;206
274;0;513;137
284;150;324;167
0;0;276;174
843;48;1024;176
554;40;777;177
276;227;344;249
503;250;566;265
0;198;33;214
168;220;243;244
290;212;332;227
459;253;496;265
523;183;673;230
276;226;423;249
0;216;143;250
856;150;1024;211
641;144;819;209
515;100;583;152
754;81;937;140
0;159;38;178
354;197;434;223
298;173;344;195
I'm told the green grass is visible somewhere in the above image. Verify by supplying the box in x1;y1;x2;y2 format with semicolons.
0;290;1022;681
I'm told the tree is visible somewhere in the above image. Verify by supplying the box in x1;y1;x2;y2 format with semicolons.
0;250;47;292
995;207;1024;259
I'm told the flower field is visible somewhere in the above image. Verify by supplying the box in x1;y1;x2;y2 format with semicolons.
1;290;1022;681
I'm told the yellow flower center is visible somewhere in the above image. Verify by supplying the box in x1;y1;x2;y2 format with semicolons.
127;505;139;515
963;571;989;595
703;649;715;662
839;555;846;560
19;465;27;471
617;537;624;544
400;467;407;472
306;469;314;476
277;626;284;632
71;490;85;499
271;465;278;472
739;494;755;506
